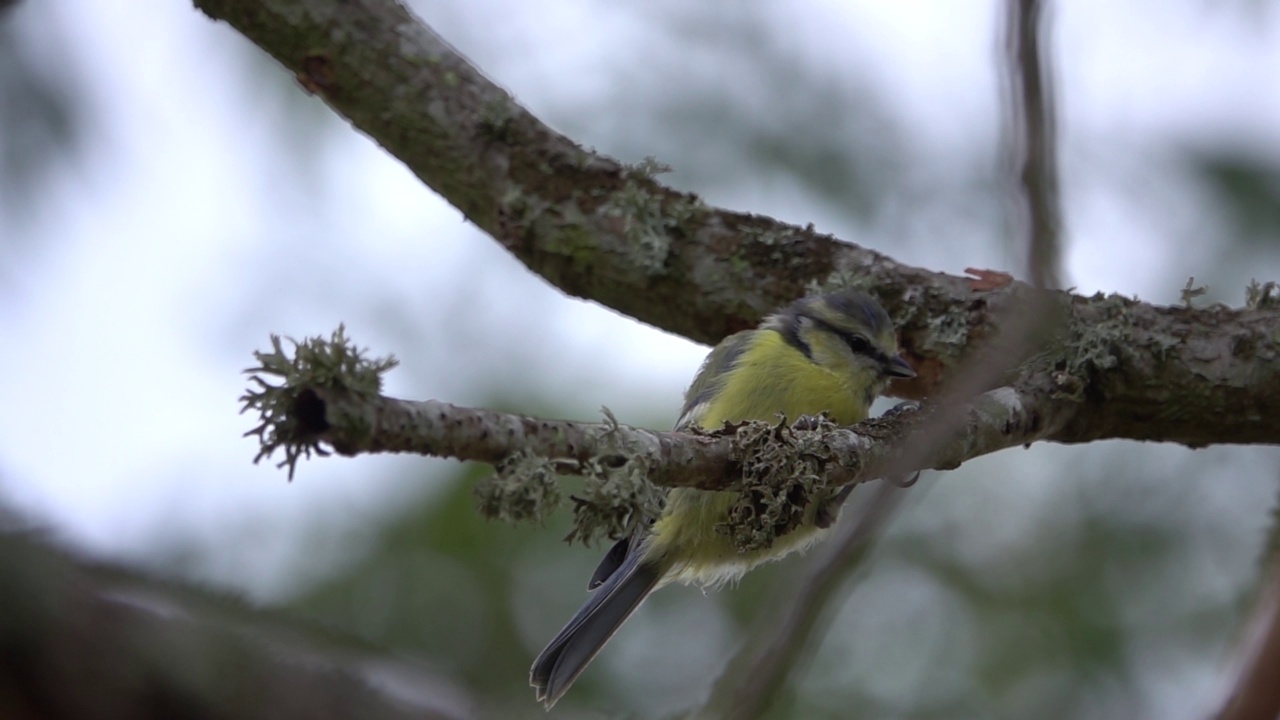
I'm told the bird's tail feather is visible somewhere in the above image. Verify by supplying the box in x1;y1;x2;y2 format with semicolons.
529;549;662;708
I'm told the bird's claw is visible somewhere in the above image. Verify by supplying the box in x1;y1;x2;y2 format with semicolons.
881;400;921;419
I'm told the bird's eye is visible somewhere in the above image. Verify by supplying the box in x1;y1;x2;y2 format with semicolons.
842;333;872;354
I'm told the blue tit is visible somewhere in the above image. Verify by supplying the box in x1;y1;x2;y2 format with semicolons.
530;289;915;707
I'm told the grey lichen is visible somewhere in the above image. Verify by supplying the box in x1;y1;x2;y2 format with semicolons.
552;406;663;545
1246;279;1280;310
241;325;398;479
474;451;562;525
565;454;665;547
804;269;865;299
502;185;552;229
600;180;675;275
920;291;975;348
1181;276;1208;307
718;415;845;553
477;94;518;143
740;225;800;248
627;156;672;179
664;193;704;227
1061;293;1129;377
474;408;664;546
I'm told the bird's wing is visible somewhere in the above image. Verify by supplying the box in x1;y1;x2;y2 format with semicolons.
674;329;756;431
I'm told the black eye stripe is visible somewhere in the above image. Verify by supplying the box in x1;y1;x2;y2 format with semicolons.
843;333;872;353
812;318;882;360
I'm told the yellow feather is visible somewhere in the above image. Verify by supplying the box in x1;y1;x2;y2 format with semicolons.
696;330;872;427
529;290;914;706
648;329;874;585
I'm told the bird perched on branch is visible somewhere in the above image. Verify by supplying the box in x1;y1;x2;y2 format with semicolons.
530;289;915;707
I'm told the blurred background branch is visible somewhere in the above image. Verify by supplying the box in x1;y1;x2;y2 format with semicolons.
1214;567;1280;720
1003;0;1063;289
1214;482;1280;720
702;480;907;720
0;525;471;720
193;0;989;349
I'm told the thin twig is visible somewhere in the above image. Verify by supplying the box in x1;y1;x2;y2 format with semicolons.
1004;0;1063;289
702;480;908;720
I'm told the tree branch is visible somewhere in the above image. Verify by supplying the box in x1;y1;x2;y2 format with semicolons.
264;383;1066;489
240;326;1080;482
0;528;471;720
191;0;987;358
200;0;1280;446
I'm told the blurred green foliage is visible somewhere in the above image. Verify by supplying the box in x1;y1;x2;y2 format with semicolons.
1192;153;1280;248
280;444;1256;718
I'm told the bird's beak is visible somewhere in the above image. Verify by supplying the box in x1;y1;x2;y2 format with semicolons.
884;355;916;379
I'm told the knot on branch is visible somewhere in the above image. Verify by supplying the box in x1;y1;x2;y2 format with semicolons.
240;325;398;479
718;414;850;553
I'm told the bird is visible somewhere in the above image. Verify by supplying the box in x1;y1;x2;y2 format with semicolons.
529;289;915;707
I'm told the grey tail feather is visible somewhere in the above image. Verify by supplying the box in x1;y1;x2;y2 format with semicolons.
530;549;663;708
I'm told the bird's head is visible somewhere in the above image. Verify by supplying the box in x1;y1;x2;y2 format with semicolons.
767;289;916;395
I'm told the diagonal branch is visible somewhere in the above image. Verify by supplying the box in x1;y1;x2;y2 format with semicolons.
199;0;1280;445
192;0;985;355
1215;569;1280;720
1214;482;1280;720
703;480;907;720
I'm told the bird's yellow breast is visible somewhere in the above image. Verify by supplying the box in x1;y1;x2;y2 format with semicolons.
648;330;871;585
693;329;870;428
